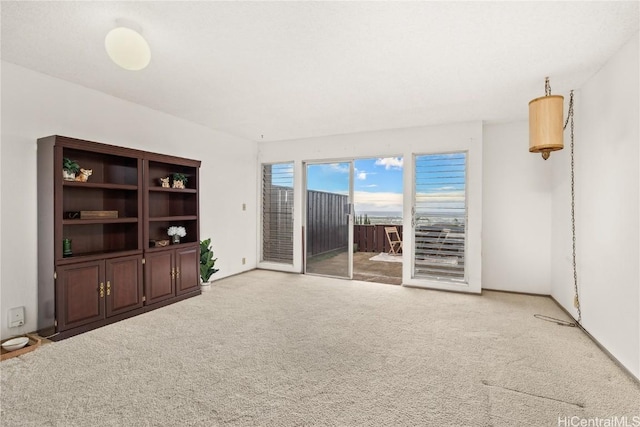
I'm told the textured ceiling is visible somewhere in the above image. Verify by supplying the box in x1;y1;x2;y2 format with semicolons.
2;1;638;142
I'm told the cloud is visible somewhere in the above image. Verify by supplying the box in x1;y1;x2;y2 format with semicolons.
414;190;465;216
351;189;465;215
415;190;465;202
353;191;403;213
375;157;403;170
357;171;367;180
330;163;349;173
363;184;377;188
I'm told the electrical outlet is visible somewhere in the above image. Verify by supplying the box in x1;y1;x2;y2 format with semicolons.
242;257;246;265
8;307;25;328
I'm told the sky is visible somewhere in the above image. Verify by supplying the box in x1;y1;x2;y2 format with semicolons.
280;153;466;219
307;157;404;214
295;153;466;217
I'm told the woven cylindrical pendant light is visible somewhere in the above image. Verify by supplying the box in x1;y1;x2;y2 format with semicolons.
529;78;564;160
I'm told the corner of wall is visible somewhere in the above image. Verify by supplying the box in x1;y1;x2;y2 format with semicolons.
550;33;640;379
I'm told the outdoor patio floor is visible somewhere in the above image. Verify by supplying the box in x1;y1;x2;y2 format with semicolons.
306;251;403;285
353;251;403;285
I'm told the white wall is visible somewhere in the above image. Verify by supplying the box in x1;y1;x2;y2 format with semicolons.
551;34;639;378
258;122;484;293
0;62;258;339
482;121;552;294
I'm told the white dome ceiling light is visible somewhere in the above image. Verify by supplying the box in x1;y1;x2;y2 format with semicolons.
105;27;150;71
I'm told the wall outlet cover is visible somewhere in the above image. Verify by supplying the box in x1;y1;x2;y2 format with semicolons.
8;307;25;328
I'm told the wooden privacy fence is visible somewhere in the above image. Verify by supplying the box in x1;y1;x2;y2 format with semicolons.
306;190;349;257
262;184;294;263
354;224;403;253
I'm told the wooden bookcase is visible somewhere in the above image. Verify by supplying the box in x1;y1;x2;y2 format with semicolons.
37;136;201;340
143;155;201;304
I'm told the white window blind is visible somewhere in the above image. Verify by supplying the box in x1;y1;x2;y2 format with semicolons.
262;163;294;263
413;153;466;282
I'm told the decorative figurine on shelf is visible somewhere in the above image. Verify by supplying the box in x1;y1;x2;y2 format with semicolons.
74;168;93;182
62;157;80;181
172;173;187;189
167;226;186;244
62;238;73;257
160;177;170;188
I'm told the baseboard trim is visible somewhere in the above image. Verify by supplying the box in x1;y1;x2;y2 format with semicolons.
482;287;549;297
548;295;640;386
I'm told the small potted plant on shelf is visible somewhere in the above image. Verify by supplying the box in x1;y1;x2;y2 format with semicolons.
167;226;186;244
63;157;80;181
199;238;219;291
172;173;187;189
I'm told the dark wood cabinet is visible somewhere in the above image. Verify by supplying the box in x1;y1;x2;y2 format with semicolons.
175;246;200;295
145;246;200;304
56;255;144;331
56;260;105;331
38;135;201;340
105;255;144;317
145;250;175;305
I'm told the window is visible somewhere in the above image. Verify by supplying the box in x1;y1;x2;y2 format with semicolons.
262;163;294;263
413;153;466;282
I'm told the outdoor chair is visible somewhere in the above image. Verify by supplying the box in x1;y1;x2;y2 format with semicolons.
385;226;403;255
435;228;451;255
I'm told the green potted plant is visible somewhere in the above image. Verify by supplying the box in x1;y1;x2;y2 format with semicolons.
62;157;80;181
199;238;219;291
172;173;188;189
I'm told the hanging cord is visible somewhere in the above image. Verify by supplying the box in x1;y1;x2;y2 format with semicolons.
544;76;552;96
534;314;576;327
535;90;580;328
565;91;581;325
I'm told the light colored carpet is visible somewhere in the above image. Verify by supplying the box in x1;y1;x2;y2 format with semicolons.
1;270;638;426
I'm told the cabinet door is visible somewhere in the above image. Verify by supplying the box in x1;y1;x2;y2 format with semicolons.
106;255;143;317
56;260;105;331
175;246;199;296
145;250;175;305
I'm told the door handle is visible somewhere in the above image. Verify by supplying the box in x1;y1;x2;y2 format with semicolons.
106;281;111;296
99;282;104;298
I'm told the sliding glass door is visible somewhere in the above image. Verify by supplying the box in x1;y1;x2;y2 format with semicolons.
304;162;353;279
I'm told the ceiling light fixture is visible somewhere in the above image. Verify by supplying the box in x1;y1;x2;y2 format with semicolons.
105;26;151;71
528;77;564;160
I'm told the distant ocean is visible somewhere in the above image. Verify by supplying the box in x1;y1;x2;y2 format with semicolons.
354;211;464;226
355;211;403;225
